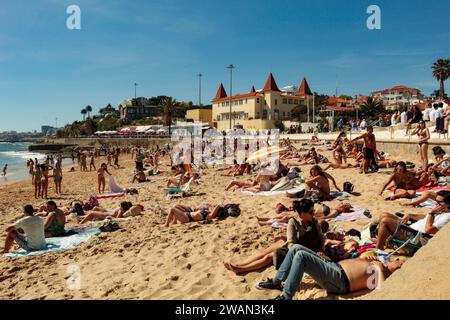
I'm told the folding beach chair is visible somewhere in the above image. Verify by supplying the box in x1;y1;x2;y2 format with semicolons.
387;224;432;256
164;173;185;196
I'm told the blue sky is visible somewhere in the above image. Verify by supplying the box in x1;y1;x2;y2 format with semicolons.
0;0;449;131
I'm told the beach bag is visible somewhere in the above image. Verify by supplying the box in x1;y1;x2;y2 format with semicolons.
343;182;354;193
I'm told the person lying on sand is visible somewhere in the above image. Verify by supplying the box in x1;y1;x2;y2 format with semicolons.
224;199;325;274
255;244;403;300
79;201;143;224
402;190;450;207
257;202;351;226
380;161;416;200
2;205;46;254
322;162;359;171
375;190;450;250
163;204;221;227
324;238;359;262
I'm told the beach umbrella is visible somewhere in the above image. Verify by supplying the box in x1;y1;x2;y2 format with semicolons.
246;146;287;163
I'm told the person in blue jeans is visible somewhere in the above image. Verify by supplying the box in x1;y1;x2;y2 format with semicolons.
256;244;404;300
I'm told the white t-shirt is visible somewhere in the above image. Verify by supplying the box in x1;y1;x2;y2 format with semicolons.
423;108;431;121
391;114;397;125
400;112;407;124
429;109;436;122
410;212;450;233
435;107;443;119
13;216;46;250
430;154;450;170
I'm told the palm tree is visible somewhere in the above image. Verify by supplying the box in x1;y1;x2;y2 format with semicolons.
432;59;450;99
81;108;87;121
85;105;93;118
360;97;385;122
161;97;178;134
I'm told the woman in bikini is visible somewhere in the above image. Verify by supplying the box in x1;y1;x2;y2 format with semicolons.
332;132;347;165
40;162;52;199
33;163;42;198
97;163;111;194
411;120;430;169
300;165;340;201
79;201;134;224
164;204;222;227
380;161;416;200
53;161;63;195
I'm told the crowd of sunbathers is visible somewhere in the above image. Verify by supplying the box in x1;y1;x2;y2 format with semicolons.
4;128;450;300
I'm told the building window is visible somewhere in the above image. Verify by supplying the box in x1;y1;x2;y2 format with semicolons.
282;98;287;104
275;99;278;105
245;99;248;103
262;110;268;119
294;99;298;104
288;99;293;104
256;98;260;103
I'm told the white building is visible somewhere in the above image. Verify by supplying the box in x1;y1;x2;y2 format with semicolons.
372;85;423;110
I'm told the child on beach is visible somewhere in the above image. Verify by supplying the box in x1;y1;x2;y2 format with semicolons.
89;153;96;171
97;163;112;194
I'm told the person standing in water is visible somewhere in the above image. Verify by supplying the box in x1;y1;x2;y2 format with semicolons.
2;164;7;176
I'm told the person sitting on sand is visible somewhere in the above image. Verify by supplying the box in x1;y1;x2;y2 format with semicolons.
406;164;436;190
42;201;66;237
132;170;147;183
429;146;450;177
79;201;143;224
224;199;325;274
379;161;416;201
375;190;450;250
255;244;403;300
286;165;340;201
97;163;112;194
2;205;46;254
164;204;222;227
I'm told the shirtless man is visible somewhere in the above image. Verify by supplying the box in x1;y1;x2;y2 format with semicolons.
256;244;403;300
350;126;378;174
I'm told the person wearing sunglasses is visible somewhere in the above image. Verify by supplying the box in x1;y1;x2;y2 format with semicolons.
375;190;450;250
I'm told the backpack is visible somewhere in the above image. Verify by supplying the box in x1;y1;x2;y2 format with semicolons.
343;182;354;193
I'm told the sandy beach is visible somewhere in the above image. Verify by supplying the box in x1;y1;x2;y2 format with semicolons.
0;145;449;300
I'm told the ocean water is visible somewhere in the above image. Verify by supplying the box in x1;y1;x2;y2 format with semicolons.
0;142;47;184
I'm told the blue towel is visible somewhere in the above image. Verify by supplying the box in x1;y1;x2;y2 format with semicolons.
4;227;101;258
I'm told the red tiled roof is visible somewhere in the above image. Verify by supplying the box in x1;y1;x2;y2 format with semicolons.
372;85;421;95
213;91;261;103
327;97;350;105
263;73;281;92
326;106;355;112
214;83;227;100
296;78;313;96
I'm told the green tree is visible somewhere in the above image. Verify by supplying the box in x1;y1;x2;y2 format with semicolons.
432;59;450;99
290;104;308;121
81;108;87;121
359;97;385;122
85;105;93;118
161;97;178;134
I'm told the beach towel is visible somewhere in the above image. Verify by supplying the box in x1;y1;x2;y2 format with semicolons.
415;185;448;193
330;191;351;201
4;227;101;258
271;221;289;229
96;193;125;200
331;206;371;222
240;184;305;197
108;175;124;193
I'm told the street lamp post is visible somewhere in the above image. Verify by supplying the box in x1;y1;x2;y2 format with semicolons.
134;83;138;100
227;64;235;130
197;73;202;107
